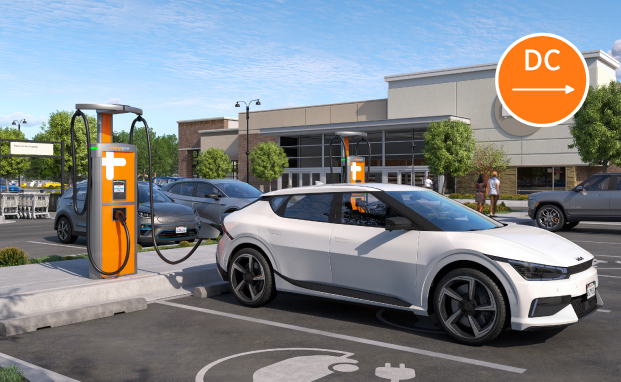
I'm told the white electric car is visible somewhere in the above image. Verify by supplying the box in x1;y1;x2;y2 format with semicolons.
216;183;601;345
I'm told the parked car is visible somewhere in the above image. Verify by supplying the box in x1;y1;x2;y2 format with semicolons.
0;179;21;193
528;173;621;232
160;178;262;234
218;183;600;345
43;181;61;188
153;176;184;187
54;183;201;245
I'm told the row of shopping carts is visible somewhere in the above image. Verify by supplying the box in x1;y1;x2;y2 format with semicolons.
0;193;51;219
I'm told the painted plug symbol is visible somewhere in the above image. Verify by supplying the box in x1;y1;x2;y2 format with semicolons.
375;363;415;381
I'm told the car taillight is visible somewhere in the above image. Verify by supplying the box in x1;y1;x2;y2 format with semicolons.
221;222;233;240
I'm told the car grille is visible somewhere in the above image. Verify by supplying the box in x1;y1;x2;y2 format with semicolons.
567;259;593;276
157;229;198;239
157;215;196;224
571;294;597;319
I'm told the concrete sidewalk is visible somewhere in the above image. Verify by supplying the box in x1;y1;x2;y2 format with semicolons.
0;245;223;336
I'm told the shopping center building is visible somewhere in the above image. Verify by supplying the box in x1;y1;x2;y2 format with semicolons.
178;50;619;194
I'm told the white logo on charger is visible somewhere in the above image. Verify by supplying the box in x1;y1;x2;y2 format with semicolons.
102;151;126;180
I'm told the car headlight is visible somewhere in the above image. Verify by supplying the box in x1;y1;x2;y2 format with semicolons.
137;210;151;218
509;260;568;281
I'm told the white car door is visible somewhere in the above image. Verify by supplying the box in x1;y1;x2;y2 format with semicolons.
260;193;335;285
329;192;419;306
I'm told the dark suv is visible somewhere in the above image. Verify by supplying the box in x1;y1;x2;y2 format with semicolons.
528;173;621;231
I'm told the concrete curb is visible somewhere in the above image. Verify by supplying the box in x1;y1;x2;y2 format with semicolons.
0;297;147;337
193;281;231;298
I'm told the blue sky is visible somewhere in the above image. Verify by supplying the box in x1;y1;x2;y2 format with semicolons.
1;0;619;139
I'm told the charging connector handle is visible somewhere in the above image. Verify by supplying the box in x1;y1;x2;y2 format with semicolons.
354;136;372;183
130;116;203;265
70;110;131;276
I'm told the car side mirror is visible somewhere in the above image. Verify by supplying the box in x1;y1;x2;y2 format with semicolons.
573;185;584;192
206;193;220;200
385;217;415;231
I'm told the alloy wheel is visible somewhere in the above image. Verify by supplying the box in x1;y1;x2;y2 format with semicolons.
437;276;498;340
538;207;561;229
58;220;69;241
230;254;266;303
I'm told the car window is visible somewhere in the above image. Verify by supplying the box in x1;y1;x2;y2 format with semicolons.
168;183;181;194
387;190;503;232
270;196;288;213
339;193;403;227
617;177;621;191
213;182;262;198
76;188;86;201
63;188;74;199
138;186;172;203
580;175;611;191
196;182;218;198
178;182;196;197
283;194;333;222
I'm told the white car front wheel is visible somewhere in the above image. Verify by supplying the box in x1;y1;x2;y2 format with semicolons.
434;268;508;345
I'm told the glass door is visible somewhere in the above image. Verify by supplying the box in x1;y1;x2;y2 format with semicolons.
387;172;398;184
414;172;425;187
400;171;412;186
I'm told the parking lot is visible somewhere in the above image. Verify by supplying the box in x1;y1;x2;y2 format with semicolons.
0;219;618;381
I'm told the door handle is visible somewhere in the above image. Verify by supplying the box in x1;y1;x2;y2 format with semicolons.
67;202;73;206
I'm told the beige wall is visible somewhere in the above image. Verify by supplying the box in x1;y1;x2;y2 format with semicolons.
238;99;387;134
200;132;239;160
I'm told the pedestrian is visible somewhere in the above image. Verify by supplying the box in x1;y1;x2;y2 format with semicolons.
424;175;433;189
474;174;487;213
487;171;501;217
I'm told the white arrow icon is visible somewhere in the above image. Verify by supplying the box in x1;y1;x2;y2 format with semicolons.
512;85;574;94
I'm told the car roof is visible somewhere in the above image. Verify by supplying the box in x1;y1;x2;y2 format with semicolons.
174;178;242;183
263;183;429;196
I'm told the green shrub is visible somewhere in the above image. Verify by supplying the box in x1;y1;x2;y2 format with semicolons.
178;241;192;247
0;247;29;267
0;364;27;382
137;244;143;251
463;202;512;214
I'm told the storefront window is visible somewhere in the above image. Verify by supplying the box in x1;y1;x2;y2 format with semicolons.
517;167;565;194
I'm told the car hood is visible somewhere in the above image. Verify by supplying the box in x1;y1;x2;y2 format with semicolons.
447;224;592;267
138;202;195;217
529;191;571;201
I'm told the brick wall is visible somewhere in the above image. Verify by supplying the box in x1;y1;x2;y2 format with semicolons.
238;133;279;191
456;167;517;195
177;119;232;177
576;165;621;184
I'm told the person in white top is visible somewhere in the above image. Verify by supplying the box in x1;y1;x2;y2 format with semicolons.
487;171;501;217
424;175;433;189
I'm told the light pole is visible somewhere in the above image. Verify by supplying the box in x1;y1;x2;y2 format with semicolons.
235;99;261;184
411;142;416;186
12;119;27;131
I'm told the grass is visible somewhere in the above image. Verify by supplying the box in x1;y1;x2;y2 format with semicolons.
0;364;28;382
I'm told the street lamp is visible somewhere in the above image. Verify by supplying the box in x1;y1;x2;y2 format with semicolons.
12;119;27;131
411;142;416;186
235;99;261;184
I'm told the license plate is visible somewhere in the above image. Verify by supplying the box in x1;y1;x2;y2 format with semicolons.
176;226;187;234
586;281;596;299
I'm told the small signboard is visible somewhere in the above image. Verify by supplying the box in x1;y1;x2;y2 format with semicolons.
10;142;54;156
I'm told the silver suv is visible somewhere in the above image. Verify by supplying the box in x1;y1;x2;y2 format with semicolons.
528;173;621;231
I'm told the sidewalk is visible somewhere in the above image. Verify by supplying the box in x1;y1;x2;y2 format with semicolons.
0;245;223;335
453;199;528;211
492;211;535;226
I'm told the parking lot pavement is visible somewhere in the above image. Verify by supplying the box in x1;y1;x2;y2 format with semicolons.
0;213;88;259
0;223;619;381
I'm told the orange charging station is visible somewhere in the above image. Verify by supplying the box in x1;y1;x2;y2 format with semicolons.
328;131;371;184
75;104;141;279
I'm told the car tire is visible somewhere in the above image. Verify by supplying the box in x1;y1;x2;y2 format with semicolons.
228;247;276;308
434;268;508;345
564;221;579;230
57;217;78;244
536;204;566;232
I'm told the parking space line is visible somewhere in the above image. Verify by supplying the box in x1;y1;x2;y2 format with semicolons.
0;351;79;382
573;240;620;245
27;241;85;249
156;301;526;374
597;309;611;313
599;275;621;279
595;255;621;258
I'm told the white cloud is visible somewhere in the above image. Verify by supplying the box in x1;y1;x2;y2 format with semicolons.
107;98;121;104
0;112;47;129
609;39;621;80
282;102;296;108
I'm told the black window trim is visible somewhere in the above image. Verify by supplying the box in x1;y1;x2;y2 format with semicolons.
375;191;442;231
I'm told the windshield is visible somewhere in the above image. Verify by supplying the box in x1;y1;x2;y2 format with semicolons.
387;190;503;232
138;185;172;204
214;182;262;198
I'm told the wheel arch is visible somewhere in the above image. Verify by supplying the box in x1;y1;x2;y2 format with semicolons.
225;236;278;276
422;254;518;318
535;201;570;221
54;212;74;231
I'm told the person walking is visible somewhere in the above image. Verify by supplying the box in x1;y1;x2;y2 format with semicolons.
424;175;433;189
487;171;501;217
474;174;487;213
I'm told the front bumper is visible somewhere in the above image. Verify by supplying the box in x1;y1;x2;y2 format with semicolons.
138;219;200;243
501;263;601;331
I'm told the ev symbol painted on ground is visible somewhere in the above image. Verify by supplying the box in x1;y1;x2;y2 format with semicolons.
195;348;416;381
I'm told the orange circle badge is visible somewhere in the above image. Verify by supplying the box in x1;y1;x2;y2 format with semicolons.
495;33;589;127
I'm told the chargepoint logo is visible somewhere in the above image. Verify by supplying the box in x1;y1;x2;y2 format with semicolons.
102;151;126;180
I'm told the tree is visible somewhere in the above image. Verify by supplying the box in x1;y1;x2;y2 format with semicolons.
29;111;97;182
152;134;178;176
569;80;621;173
196;148;232;179
472;143;511;181
249;142;289;191
423;119;475;194
0;127;30;189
